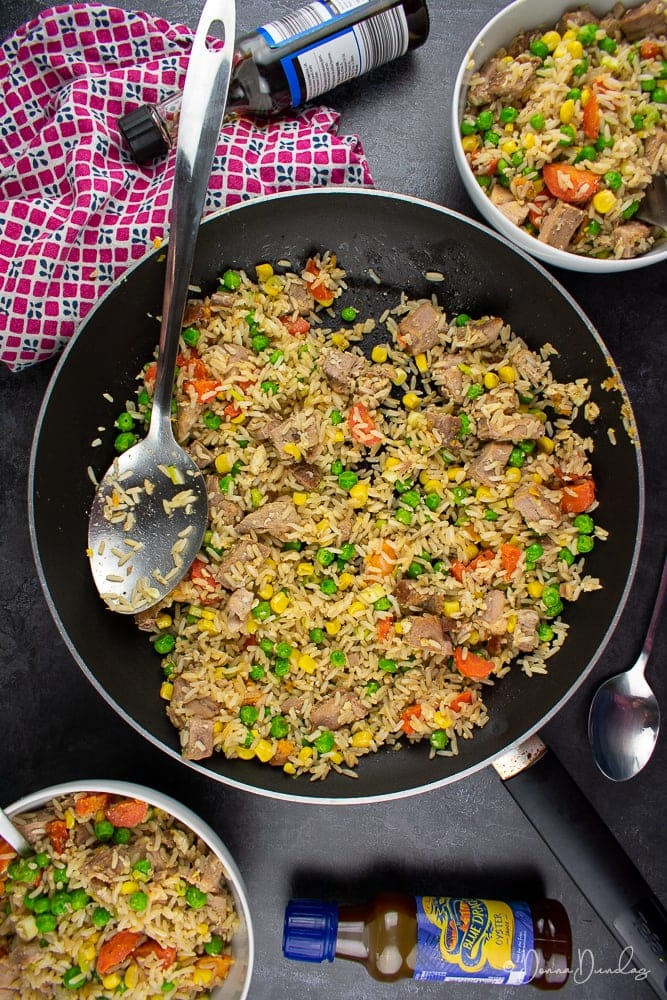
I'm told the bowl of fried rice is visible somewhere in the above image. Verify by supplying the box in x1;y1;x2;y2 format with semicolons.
452;0;667;271
0;781;253;999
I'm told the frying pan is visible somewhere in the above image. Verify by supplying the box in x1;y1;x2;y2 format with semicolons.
29;189;642;800
28;190;667;991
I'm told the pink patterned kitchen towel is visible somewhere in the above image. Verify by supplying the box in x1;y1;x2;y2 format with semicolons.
0;4;374;371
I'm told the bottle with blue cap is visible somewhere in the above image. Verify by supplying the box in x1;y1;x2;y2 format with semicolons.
283;892;572;988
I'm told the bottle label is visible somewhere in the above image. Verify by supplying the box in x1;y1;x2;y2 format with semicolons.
414;897;534;985
258;2;409;106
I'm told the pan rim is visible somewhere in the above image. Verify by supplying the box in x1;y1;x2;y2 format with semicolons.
27;188;646;804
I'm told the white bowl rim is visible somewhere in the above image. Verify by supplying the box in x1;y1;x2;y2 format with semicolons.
6;779;255;1000
451;0;667;272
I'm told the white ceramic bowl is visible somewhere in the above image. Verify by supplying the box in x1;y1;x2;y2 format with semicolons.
5;780;254;1000
452;0;667;272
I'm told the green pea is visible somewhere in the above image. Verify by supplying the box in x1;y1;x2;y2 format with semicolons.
218;474;234;494
424;492;441;511
50;891;72;916
508;447;525;468
530;39;549;59
341;306;358;322
577;534;595;553
652;87;667;103
622;200;640;220
604;170;623;191
320;578;338;596
261;380;279;395
251;333;270;353
114;431;137;453
530;113;546;131
331;459;344;476
314;731;335;754
282;540;303;551
339;543;356;562
538;623;555;643
542;585;564;618
454;313;471;326
249;665;265;682
258;637;274;656
452;486;470;503
205;935;224;956
475;110;494;131
274;658;291;677
406;561;425;579
330;409;343;425
526;543;544;563
129;891;147;912
632;112;645;130
585;219;602;236
599;36;617;54
398;489;419;510
500;106;518;123
429;730;449;751
559;547;576;566
379;657;398;673
316;547;336;567
595;134;614;151
374;597;392;612
484;130;501;147
466;383;484;400
239;705;259;727
154;633;176;655
559;124;576;145
94;820;115;842
393;508;412;526
458;413;472;437
573;514;594;534
92;906;112;928
572;59;588;77
338;471;359;491
162;982;177;993
309;627;325;645
222;268;241;291
251;601;272;622
33;895;51;914
203;410;222;430
476;175;492;190
113;828;131;845
272;642;290;660
483;510;499;522
574;145;597;164
329;650;347;667
63;965;87;990
182;326;200;347
69;889;90;911
137;388;151;406
461;120;477;136
366;680;381;694
115;411;135;432
577;23;597;46
566;87;582;101
53;867;69;886
35;913;58;934
270;716;290;738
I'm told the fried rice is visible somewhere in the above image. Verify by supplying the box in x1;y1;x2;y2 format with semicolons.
0;793;237;998
461;1;667;259
96;251;605;781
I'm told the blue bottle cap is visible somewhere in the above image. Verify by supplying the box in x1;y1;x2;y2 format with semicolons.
282;898;339;963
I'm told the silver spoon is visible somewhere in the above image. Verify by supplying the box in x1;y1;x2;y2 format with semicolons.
636;172;667;230
588;555;666;781
0;805;33;859
88;0;236;613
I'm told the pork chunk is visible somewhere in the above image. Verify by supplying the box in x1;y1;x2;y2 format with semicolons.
644;128;667;171
490;184;530;226
397;302;444;355
267;412;320;461
321;349;367;393
236;499;299;542
425;406;462;447
182;717;215;761
620;0;667;40
468;54;538;106
225;588;254;630
468;441;513;486
513;609;541;652
612;220;653;258
395;579;444;615
309;691;368;730
557;8;599;33
431;354;466;402
538;201;586;250
215;538;271;590
452;315;504;350
403;615;453;657
513;483;563;529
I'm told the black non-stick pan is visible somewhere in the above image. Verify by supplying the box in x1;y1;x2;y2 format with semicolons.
28;191;667;993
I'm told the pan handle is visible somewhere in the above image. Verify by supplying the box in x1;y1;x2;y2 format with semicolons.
494;738;667;998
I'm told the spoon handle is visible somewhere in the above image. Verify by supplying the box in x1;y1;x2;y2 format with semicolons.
151;0;236;429
634;553;667;675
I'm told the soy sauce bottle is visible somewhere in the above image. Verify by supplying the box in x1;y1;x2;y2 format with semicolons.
283;892;572;988
119;0;430;162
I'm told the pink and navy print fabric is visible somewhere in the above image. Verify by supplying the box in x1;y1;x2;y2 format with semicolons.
0;4;374;371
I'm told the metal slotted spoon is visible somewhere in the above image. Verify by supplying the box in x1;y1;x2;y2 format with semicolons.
88;0;236;614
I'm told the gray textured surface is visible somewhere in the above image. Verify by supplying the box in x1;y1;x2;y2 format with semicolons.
1;2;666;998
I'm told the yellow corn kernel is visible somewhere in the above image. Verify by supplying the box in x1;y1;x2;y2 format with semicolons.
193;968;214;987
541;29;561;51
155;612;172;630
537;435;554;454
593;190;617;214
501;139;518;156
95;809;105;822
255;262;274;282
483;371;500;390
325;619;342;635
124;964;140;990
338;572;355;590
554;43;568;58
230;413;245;425
561;28;577;41
333;429;346;443
371;345;388;364
331;332;349;349
463;542;479;561
351;730;374;749
283;762;296;775
447;466;466;482
77;943;97;972
462;134;480;153
532;472;544;484
415;352;429;373
498;365;515;383
349;481;369;506
236;746;256;760
298;653;316;674
567;40;584;58
504;614;517;634
245;617;258;635
359;583;385;605
254;739;273;763
297;562;314;577
64;808;76;830
229;387;244;402
475;485;494;501
283;442;302;461
197;923;209;937
258;583;274;600
527;581;545;600
468;629;480;645
348;601;366;615
532;178;545;195
402;391;420;410
406;411;423;430
213;721;223;736
121;881;139;895
505;467;522;483
298;746;315;765
580;86;592;107
292;491;309;506
270;591;289;614
197;618;218;634
393;368;408;386
329;751;344;765
102;974;122;990
264;274;284;297
393;621;404;635
600;54;619;71
532;408;548;423
424;478;443;494
434;711;453;729
559;99;576;125
443;600;461;617
214;454;231;475
385;457;402;471
159;681;174;701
